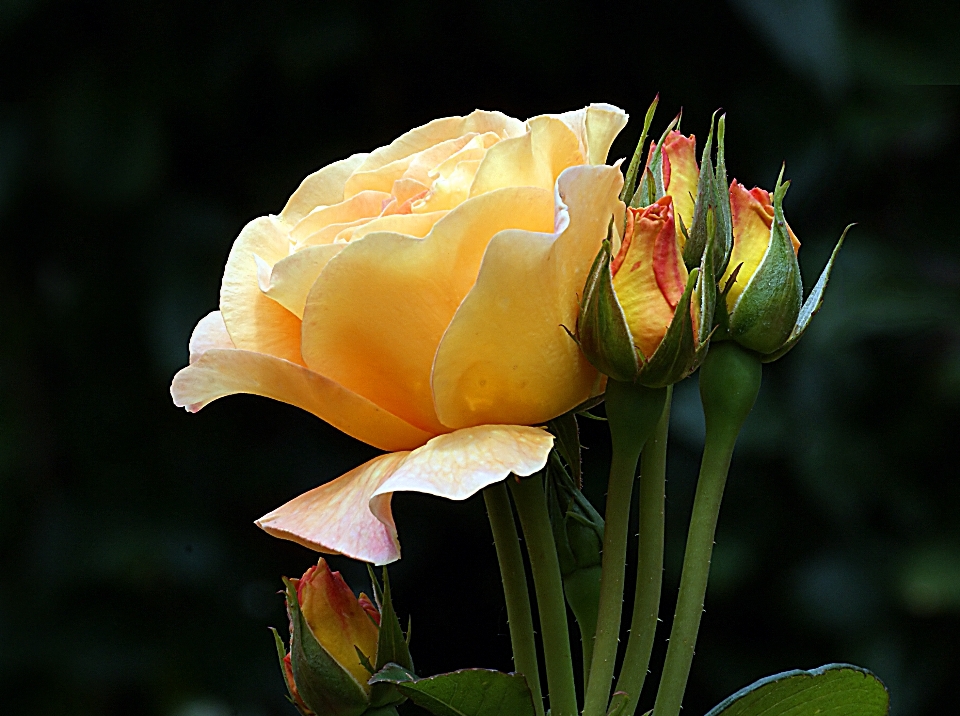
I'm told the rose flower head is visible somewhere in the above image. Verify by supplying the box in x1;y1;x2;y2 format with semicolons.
171;105;630;563
716;166;848;361
274;559;412;716
575;102;722;387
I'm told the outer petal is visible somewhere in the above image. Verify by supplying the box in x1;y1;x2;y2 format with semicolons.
301;187;555;434
432;164;622;429
469;116;585;196
256;452;409;565
612;198;688;358
171;349;433;452
255;425;553;564
188;311;235;363
290;190;391;244
553;103;629;165
661;131;698;241
280;153;369;226
220;216;304;364
723;182;800;308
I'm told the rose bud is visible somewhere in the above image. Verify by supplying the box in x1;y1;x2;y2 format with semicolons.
273;559;411;716
718;169;847;361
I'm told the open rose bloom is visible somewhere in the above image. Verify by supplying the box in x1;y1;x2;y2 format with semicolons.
171;104;628;564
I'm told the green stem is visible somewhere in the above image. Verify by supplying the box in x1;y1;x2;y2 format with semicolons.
483;483;545;716
583;381;667;716
510;475;579;716
615;386;672;715
652;343;762;716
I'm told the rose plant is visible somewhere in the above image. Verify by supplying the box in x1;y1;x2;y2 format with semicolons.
171;100;884;716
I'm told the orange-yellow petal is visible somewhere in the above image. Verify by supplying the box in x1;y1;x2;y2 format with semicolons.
220;216;304;364
296;559;380;689
188;311;235;363
661;131;698;243
723;181;801;308
255;425;553;564
338;211;448;242
612;197;688;358
290;190;392;244
170;349;433;452
300;187;555;434
432;164;622;429
259;244;345;319
280;152;369;226
257;452;409;565
553;103;629;165
469;116;584;196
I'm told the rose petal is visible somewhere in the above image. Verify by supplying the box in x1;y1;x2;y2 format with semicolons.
220;216;304;364
260;244;346;319
256;452;409;565
553;103;629;165
188;311;235;363
469;116;585;196
338;211;448;242
432;164;622;429
280;153;369;226
290;190;392;243
661;131;698;243
171;349;434;452
255;424;553;564
612;198;688;358
301;187;555;434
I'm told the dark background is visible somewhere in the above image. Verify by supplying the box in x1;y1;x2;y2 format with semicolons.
2;1;959;714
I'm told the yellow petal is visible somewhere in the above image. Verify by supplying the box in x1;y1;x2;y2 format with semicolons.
552;103;629;165
344;135;474;198
255;425;552;564
373;425;553;501
301;187;556;434
352;111;525;178
432;164;622;428
188;311;235;363
280;153;369;226
290;190;391;243
260;244;345;319
256;452;409;565
469;116;585;196
612;198;688;358
220;216;304;364
297;559;381;689
340;211;448;242
661;131;698;242
170;349;433;452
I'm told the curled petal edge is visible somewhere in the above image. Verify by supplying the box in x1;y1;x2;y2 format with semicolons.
256;425;554;564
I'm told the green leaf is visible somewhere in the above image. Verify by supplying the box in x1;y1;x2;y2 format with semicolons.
728;167;802;355
547;412;581;487
370;664;536;716
762;224;851;363
704;663;888;716
577;239;640;382
638;268;701;387
283;579;369;716
621;95;659;204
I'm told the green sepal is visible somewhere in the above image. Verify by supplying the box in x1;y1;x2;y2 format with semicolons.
713;115;733;277
577;239;640;382
370;663;536;716
704;663;888;716
631;114;680;209
606;691;630;716
620;95;659;204
762;224;850;363
369;569;413;708
728;167;802;355
283;578;370;716
638;268;702;387
271;627;314;716
547;411;581;487
683;112;717;270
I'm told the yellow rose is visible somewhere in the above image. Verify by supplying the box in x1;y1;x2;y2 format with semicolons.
171;104;627;563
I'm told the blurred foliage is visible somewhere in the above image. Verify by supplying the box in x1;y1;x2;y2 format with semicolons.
0;1;958;715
